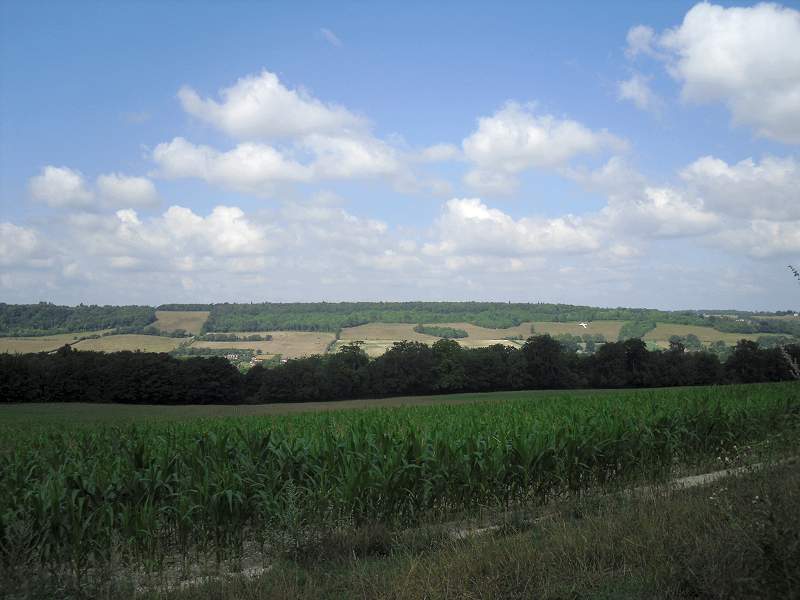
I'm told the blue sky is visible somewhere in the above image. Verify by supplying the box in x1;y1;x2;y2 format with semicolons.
1;1;799;309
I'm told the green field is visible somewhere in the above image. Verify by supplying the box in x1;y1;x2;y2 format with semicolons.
2;381;799;597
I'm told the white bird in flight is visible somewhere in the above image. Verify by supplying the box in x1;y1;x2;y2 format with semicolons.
579;322;589;329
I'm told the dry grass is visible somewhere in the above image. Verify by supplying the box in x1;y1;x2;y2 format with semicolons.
530;320;624;339
72;334;184;353
643;323;765;346
340;323;438;342
153;311;209;334
192;331;335;359
0;330;112;354
435;322;532;339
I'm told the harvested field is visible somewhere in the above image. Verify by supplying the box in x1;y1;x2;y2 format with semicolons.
339;323;438;342
72;334;184;353
435;322;532;340
643;323;765;346
192;331;335;358
0;330;112;354
530;320;624;340
152;310;209;334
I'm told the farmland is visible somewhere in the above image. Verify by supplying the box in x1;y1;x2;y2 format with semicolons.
2;302;798;361
643;323;770;347
193;331;335;359
152;310;210;334
1;382;798;597
0;330;111;354
71;333;186;353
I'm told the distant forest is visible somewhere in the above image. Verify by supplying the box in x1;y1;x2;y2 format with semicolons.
200;302;800;337
0;303;155;337
3;302;800;338
2;336;798;405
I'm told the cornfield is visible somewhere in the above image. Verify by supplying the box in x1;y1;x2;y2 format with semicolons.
1;382;798;583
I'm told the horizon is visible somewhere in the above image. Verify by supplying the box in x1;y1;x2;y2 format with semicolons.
4;299;796;315
2;1;800;311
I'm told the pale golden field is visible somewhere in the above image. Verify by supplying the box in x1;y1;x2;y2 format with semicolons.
72;335;184;353
152;310;209;334
193;331;335;359
339;323;439;342
530;320;624;340
0;330;111;354
434;322;532;339
643;323;764;346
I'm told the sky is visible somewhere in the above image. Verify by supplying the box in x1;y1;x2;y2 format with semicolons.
1;1;799;310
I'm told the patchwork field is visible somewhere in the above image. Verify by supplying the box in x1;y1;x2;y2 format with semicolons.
643;323;765;347
152;310;209;334
72;334;184;353
0;330;112;354
192;331;335;359
338;322;524;356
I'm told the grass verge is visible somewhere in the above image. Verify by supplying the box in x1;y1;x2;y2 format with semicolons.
157;460;800;600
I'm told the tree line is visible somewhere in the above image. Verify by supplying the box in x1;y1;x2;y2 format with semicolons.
0;303;156;336
1;336;797;405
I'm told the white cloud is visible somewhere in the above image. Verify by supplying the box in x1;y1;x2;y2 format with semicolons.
642;2;800;143
601;185;719;238
302;133;401;178
178;70;365;139
462;102;625;193
680;155;800;220
617;73;663;113
152;133;405;192
29;166;94;208
714;220;800;258
96;173;159;208
571;157;719;238
423;198;601;258
152;137;311;193
319;28;342;47
624;25;660;59
0;222;42;267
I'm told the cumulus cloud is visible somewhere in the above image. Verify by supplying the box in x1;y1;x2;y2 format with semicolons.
630;2;800;143
601;186;719;238
617;73;663;113
0;222;43;267
462;102;625;193
680;155;800;220
624;25;661;59
714;220;800;258
302;133;401;179
29;166;94;208
571;157;719;238
29;166;160;210
178;70;365;139
423;198;601;258
152;135;404;192
152;137;311;193
96;173;159;208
